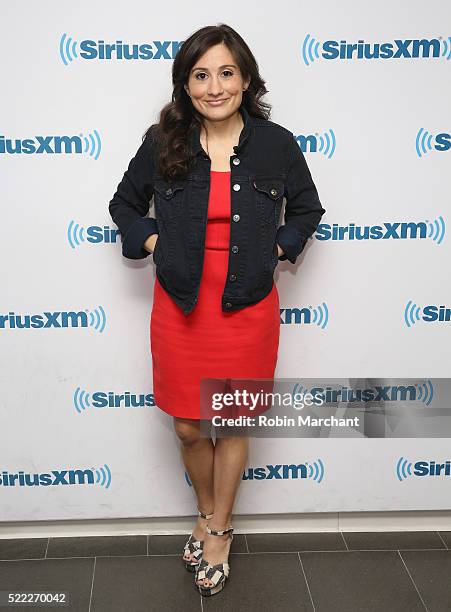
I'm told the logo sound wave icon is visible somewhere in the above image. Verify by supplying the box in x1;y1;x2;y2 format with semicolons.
60;33;79;65
301;34;321;66
443;37;451;60
396;456;413;481
312;302;329;329
317;129;336;158
67;220;86;249
414;380;434;406
87;306;107;333
415;128;435;157
307;459;325;483
94;463;112;488
425;215;446;244
74;387;91;413
81;130;102;160
404;300;422;327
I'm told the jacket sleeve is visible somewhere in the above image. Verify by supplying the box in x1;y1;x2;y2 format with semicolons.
108;128;159;259
276;134;326;264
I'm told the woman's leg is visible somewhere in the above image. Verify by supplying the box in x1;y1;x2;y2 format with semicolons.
173;417;215;562
197;435;249;587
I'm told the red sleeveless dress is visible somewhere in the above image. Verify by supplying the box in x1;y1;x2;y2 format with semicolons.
150;171;280;420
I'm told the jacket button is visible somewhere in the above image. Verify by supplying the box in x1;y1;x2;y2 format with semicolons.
233;183;241;191
225;302;232;309
233;158;240;165
231;245;239;253
270;188;278;197
233;214;240;222
229;273;237;281
165;188;173;196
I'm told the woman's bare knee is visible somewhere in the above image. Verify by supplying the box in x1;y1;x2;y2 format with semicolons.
173;417;202;447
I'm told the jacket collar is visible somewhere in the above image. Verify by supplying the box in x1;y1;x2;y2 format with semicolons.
189;103;254;157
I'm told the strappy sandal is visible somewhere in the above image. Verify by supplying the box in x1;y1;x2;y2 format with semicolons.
195;524;234;596
182;508;214;572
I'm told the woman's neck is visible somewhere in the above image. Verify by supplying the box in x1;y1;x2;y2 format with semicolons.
200;110;244;145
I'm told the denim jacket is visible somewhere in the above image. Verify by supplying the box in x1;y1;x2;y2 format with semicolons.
109;104;326;315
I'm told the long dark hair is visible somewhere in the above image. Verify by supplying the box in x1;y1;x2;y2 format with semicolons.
145;24;271;182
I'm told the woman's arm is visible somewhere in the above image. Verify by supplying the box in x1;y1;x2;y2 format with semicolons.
108;128;159;259
276;134;326;263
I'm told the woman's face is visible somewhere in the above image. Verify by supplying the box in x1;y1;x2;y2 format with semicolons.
184;43;250;122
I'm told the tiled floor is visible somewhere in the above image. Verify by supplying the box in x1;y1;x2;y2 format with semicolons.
0;531;450;611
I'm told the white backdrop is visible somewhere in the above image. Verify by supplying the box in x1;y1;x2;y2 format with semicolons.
1;0;451;521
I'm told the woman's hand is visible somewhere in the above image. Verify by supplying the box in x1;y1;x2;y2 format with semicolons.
144;233;159;253
277;243;284;258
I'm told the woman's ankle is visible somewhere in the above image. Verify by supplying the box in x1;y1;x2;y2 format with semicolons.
197;505;214;519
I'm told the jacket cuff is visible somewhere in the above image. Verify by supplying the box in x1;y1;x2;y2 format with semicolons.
122;217;159;259
276;225;307;264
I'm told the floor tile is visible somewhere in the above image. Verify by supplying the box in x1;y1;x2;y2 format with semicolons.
90;555;201;612
300;550;425;611
46;535;146;559
246;531;345;552
0;557;94;611
202;552;313;611
0;538;48;560
437;531;451;548
343;531;446;551
401;550;451;612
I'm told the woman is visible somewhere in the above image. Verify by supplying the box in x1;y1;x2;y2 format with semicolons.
109;24;325;596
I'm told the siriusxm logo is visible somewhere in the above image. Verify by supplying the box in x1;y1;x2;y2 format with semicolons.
74;387;155;413
396;457;451;481
59;33;181;64
243;460;324;482
0;307;106;333
301;35;451;65
68;221;120;249
1;464;111;488
295;130;336;159
0;131;101;159
292;380;434;406
416;129;451;157
185;460;324;486
316;216;445;245
280;303;329;328
404;301;451;327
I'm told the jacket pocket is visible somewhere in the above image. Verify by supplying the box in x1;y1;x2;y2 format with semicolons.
252;177;284;225
153;179;187;219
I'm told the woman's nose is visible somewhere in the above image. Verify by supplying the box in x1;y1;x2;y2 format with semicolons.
208;76;223;95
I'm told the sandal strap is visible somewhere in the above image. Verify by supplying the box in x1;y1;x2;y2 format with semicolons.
198;507;214;520
206;524;233;536
196;558;230;587
184;534;201;551
189;547;203;560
